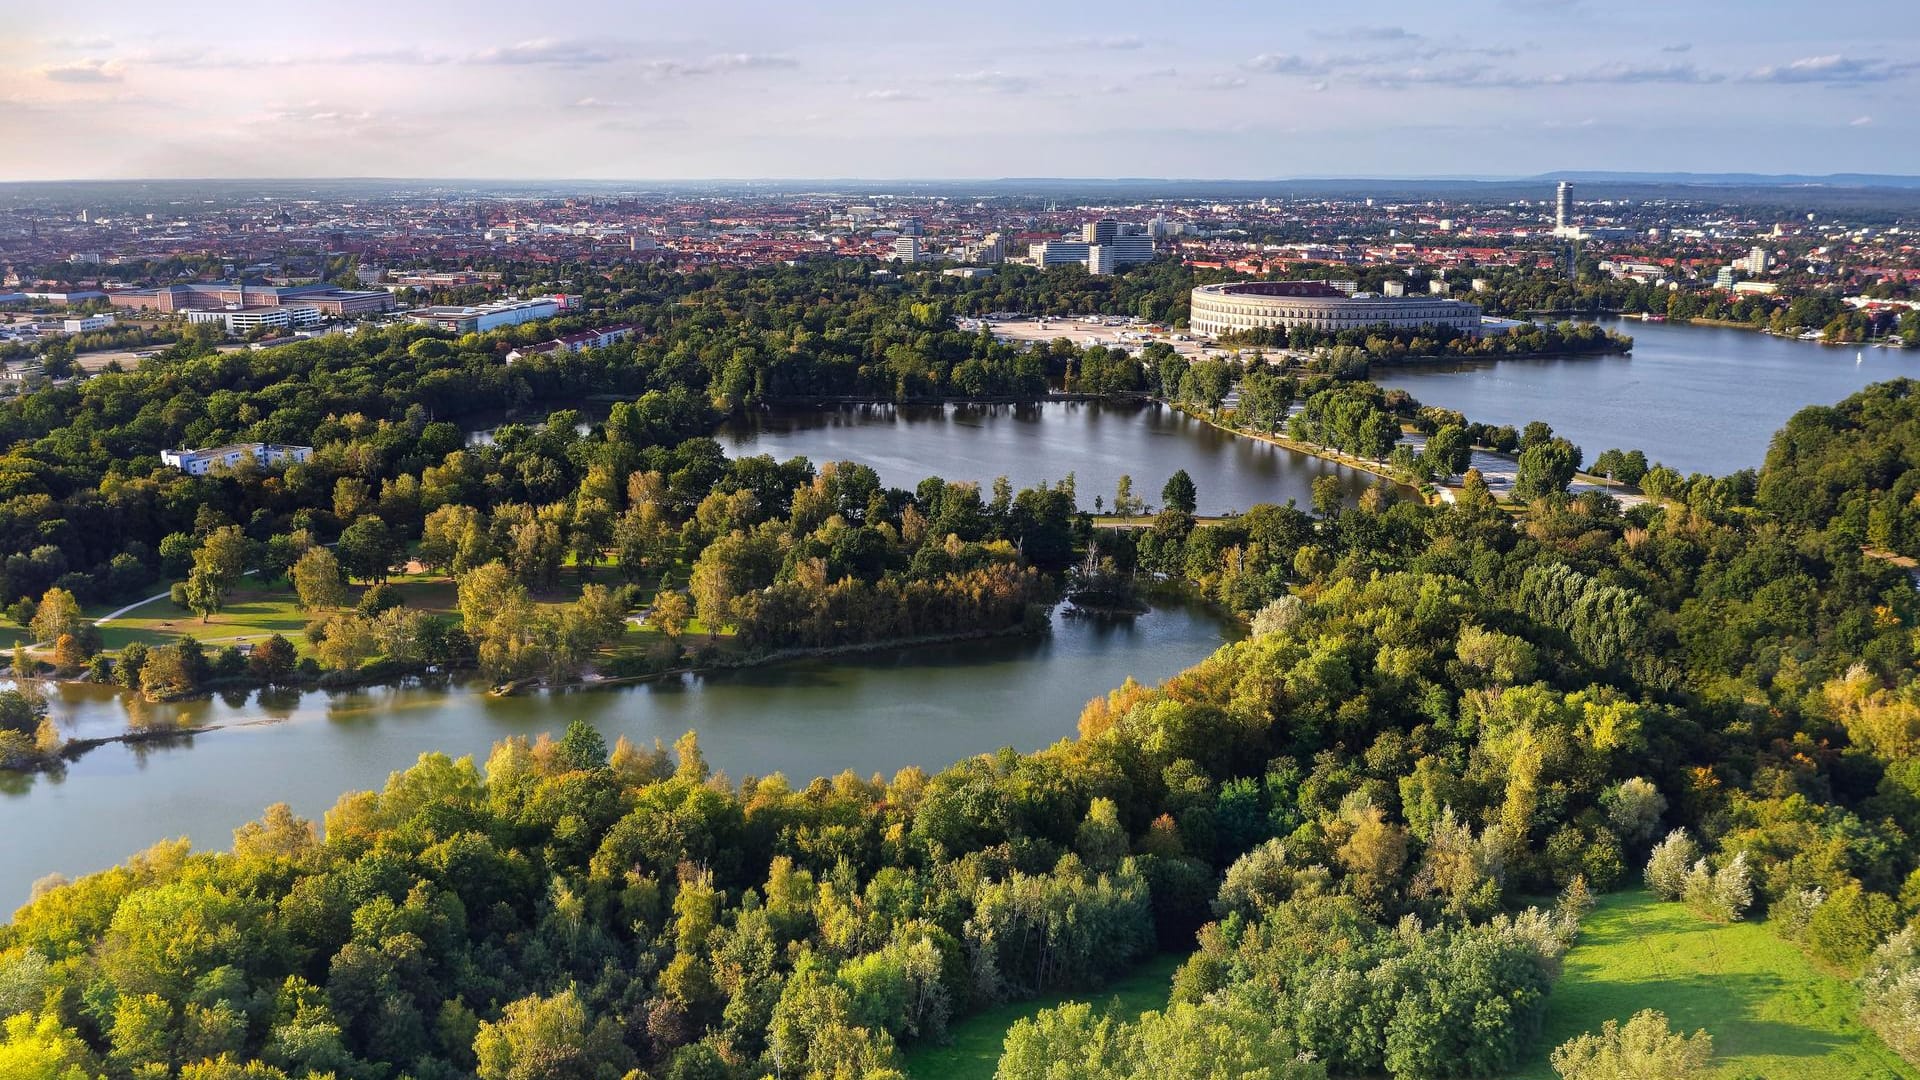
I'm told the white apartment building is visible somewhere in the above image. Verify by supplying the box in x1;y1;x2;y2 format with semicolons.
161;443;314;475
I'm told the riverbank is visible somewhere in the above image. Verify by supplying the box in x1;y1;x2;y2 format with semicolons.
4;615;1063;768
1164;400;1429;501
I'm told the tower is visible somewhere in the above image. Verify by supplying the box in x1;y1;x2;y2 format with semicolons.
1554;181;1573;231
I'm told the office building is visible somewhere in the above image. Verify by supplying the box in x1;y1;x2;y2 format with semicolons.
1189;281;1483;337
1030;240;1092;267
109;281;393;316
406;297;563;334
161;443;313;475
1555;181;1573;231
1746;246;1773;273
1033;222;1156;274
891;236;924;263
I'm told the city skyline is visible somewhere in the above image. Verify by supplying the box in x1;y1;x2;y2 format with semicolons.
3;0;1917;182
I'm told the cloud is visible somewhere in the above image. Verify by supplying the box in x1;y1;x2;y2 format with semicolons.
1745;55;1917;84
1660;43;1692;53
1850;115;1873;126
862;89;921;102
38;58;123;83
1209;74;1248;90
1315;25;1422;43
1244;53;1329;75
1068;35;1145;50
1364;59;1719;89
571;97;628;110
639;53;797;78
950;70;1033;94
44;36;114;50
469;39;622;66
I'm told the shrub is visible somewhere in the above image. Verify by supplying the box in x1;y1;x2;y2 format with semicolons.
1550;1009;1713;1079
1644;828;1698;900
1859;928;1920;1065
1682;852;1752;923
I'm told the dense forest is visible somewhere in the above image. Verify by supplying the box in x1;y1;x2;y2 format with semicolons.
6;374;1920;1076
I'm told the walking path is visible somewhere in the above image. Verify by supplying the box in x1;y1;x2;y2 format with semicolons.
93;590;174;627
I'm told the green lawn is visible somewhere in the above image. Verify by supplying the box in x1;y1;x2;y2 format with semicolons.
1512;890;1916;1079
904;953;1184;1080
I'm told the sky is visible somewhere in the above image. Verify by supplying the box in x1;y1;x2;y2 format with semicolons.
2;0;1916;181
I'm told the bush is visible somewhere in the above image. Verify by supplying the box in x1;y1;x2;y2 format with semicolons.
1644;829;1698;900
1859;928;1920;1065
1681;852;1752;923
1805;883;1899;968
1550;1009;1713;1079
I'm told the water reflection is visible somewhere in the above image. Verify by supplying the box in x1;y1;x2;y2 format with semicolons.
2;602;1234;907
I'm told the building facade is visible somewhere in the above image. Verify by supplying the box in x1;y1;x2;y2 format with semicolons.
161;443;314;475
109;282;393;316
1189;281;1483;337
406;297;562;334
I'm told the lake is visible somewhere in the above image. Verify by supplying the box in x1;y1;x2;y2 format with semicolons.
718;400;1386;515
1371;318;1920;476
1;603;1231;910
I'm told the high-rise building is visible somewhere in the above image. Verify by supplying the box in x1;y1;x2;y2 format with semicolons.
1082;218;1118;245
891;236;923;263
1555;181;1573;231
1746;246;1772;273
1030;240;1091;267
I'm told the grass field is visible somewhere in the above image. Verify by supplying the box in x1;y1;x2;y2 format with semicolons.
903;952;1184;1080
1512;890;1916;1079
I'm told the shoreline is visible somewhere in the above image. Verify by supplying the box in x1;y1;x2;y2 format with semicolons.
2;611;1089;771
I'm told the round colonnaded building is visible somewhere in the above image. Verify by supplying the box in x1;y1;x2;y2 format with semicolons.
1189;280;1483;337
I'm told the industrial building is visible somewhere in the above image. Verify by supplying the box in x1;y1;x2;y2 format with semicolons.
1188;281;1484;337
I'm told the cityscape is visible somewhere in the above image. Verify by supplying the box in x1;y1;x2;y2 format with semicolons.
3;4;1920;1080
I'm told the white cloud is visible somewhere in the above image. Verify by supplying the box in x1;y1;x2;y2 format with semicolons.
862;89;920;102
950;70;1033;94
38;58;123;83
639;54;797;79
469;39;623;66
1850;115;1873;126
1746;55;1917;84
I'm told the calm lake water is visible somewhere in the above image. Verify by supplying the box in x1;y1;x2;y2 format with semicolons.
1372;319;1920;476
1;604;1231;910
719;400;1385;515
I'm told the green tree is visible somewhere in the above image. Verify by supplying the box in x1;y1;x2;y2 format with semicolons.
558;719;608;771
1515;437;1582;501
1424;424;1472;480
1161;470;1198;515
29;588;86;646
336;517;398;584
291;548;347;612
185;567;225;623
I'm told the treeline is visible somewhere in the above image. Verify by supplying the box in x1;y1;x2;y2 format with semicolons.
1757;378;1920;557
1219;318;1631;362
